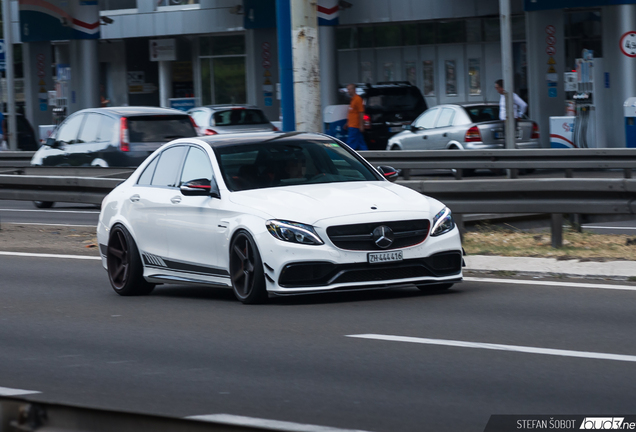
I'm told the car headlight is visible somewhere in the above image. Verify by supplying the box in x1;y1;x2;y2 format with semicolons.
266;220;324;245
431;207;455;237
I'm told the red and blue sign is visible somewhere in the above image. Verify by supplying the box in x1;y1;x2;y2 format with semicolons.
19;0;99;42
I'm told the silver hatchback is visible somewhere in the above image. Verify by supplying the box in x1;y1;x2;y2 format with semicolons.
387;103;540;151
188;105;277;136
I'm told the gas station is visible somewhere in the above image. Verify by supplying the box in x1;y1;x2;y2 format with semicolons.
2;0;636;150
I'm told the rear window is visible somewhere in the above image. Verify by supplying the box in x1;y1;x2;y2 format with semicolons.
365;88;426;113
465;106;498;123
213;109;269;127
127;115;196;143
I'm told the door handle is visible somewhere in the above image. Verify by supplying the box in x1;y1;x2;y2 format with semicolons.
443;133;448;137
130;194;140;202
171;196;182;204
423;135;428;139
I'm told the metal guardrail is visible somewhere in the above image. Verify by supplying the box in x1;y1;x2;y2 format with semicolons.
0;151;35;168
2;149;636;246
0;396;273;432
0;175;122;205
359;148;636;179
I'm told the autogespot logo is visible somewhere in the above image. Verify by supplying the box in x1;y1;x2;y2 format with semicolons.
580;418;627;429
372;225;394;249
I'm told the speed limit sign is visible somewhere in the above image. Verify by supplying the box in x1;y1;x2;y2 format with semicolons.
620;31;636;58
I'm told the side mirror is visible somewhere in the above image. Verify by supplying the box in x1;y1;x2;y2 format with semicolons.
410;125;422;132
377;165;399;182
46;137;59;147
180;178;221;198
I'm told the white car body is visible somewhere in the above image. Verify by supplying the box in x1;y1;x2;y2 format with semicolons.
97;132;462;302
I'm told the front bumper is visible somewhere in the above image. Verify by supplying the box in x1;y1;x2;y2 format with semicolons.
278;250;462;288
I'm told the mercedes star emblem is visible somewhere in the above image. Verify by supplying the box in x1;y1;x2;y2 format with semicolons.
372;225;394;249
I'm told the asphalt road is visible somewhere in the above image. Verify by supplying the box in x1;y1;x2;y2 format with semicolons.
1;254;635;432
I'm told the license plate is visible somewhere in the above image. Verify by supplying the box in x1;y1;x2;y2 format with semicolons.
389;126;403;133
494;131;522;139
368;250;404;264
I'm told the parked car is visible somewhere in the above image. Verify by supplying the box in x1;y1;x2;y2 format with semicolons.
335;82;428;150
30;106;198;208
188;104;277;136
2;113;39;151
387;103;540;152
97;131;463;303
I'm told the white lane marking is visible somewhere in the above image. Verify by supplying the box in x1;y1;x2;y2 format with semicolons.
464;277;636;292
0;209;99;214
347;334;636;363
4;222;95;227
187;414;373;432
0;386;41;396
581;225;636;231
0;251;101;260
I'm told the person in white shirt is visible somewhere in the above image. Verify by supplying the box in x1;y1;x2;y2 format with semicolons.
495;79;527;120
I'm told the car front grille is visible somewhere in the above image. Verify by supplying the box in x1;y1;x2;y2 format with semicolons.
326;219;430;251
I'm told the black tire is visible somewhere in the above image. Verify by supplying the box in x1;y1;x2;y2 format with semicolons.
229;230;268;304
107;224;155;296
33;201;54;209
417;283;454;292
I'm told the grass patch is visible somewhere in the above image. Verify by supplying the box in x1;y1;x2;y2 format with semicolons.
463;226;636;260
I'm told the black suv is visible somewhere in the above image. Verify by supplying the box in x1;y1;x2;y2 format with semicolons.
338;82;427;150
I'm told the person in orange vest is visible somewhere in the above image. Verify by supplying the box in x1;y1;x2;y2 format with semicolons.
343;84;368;151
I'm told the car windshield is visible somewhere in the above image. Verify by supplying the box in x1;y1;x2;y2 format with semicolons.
213;109;270;126
464;106;499;123
127;115;197;142
215;138;382;192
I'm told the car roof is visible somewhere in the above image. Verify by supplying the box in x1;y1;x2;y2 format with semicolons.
196;131;333;148
80;106;189;117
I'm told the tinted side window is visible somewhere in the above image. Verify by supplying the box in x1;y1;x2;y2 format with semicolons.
98;115;117;143
180;147;213;185
56;114;85;144
137;156;159;186
213;109;269;126
151;146;188;187
414;109;438;129
78;113;101;143
436;108;455;128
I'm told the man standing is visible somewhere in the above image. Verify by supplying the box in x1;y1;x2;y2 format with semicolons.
495;79;527;120
344;83;368;151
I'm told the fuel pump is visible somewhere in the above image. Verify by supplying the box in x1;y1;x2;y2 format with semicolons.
572;50;606;148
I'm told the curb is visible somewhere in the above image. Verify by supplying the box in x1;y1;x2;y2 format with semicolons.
464;255;636;281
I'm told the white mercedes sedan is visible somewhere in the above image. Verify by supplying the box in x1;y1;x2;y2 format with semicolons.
97;132;463;304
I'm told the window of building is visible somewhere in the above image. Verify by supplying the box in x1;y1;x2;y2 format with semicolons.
336;28;358;50
466;19;482;43
99;0;136;10
483;18;500;42
418;22;437;45
468;59;481;95
199;34;246;105
375;24;402;47
358;27;374;48
156;0;199;6
403;24;418;46
438;21;466;44
564;10;602;70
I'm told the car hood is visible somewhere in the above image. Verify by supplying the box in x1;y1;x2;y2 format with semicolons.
228;181;433;224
